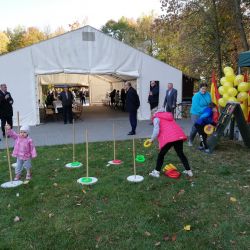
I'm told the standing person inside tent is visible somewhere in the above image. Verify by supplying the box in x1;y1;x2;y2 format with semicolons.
59;86;74;124
188;83;211;146
148;81;159;123
125;82;140;135
79;89;86;105
148;108;193;178
0;83;14;140
109;89;116;108
120;87;126;111
163;83;177;116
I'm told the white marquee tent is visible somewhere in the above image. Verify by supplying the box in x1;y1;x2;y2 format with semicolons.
0;25;182;125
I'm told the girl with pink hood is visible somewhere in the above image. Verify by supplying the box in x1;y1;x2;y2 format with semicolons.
5;124;37;181
149;108;193;178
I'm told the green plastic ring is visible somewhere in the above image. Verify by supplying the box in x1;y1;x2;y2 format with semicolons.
135;155;145;163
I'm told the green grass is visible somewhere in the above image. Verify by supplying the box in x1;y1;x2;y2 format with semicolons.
0;139;249;249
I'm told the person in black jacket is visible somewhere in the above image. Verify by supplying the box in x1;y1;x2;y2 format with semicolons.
120;88;126;111
125;82;140;135
0;84;14;138
148;81;159;121
58;87;74;124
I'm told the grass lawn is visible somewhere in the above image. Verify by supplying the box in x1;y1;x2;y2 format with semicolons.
0;139;249;249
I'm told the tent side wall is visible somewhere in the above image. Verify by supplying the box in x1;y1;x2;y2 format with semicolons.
0;48;38;125
138;55;182;120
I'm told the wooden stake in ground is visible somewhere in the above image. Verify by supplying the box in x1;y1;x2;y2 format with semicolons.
5;125;13;182
126;136;144;183
133;136;136;176
113;122;116;160
72;119;75;163
86;129;89;178
17;111;20;133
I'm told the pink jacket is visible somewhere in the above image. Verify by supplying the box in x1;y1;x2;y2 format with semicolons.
7;129;37;160
153;112;187;149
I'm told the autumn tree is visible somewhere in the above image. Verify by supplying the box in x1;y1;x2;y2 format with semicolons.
0;32;10;54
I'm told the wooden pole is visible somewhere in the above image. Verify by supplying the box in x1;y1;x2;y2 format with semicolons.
17;111;20;133
86;129;89;178
72;119;75;162
113;122;115;160
5;124;13;181
133;136;136;176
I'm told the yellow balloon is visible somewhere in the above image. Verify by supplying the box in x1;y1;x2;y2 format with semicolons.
218;86;225;95
234;74;244;86
223;82;233;91
218;98;227;107
227;96;237;102
227;87;238;97
237;92;248;102
223;66;234;75
223;93;230;100
238;82;249;92
220;77;227;85
225;73;235;84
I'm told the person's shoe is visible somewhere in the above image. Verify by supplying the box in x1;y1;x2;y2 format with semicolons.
26;172;32;180
128;131;135;135
188;141;193;147
14;175;21;181
183;170;193;177
204;149;210;154
149;170;160;178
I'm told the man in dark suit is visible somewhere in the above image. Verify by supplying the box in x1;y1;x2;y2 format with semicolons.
148;81;159;121
125;82;140;135
0;84;14;138
163;83;177;116
58;87;74;124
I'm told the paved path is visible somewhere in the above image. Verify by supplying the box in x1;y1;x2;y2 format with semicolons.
0;106;192;149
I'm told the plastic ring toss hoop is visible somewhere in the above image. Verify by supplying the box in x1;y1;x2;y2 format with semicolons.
77;177;98;185
1;180;23;188
65;161;83;168
135;155;145;163
164;169;181;179
143;139;152;148
204;124;215;135
163;164;177;172
108;160;123;165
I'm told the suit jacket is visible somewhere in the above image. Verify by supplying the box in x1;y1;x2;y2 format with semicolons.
163;88;177;109
148;84;159;106
125;87;140;112
59;91;74;106
0;90;14;117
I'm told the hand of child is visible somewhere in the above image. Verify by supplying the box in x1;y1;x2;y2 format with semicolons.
5;124;11;130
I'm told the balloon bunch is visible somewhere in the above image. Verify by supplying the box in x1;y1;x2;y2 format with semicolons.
218;67;249;119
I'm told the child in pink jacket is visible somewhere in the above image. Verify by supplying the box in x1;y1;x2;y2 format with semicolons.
149;108;193;178
6;124;37;180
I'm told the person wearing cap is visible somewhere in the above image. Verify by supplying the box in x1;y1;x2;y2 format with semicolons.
5;124;37;181
148;108;193;178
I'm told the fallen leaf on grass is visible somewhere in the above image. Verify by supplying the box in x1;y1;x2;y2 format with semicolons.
230;197;237;202
14;216;21;222
230;240;236;245
155;242;161;246
163;234;170;241
53;183;58;187
16;193;19;197
177;189;185;196
144;231;151;237
7;204;11;208
76;203;81;206
171;234;177;241
23;180;29;185
240;231;246;235
82;189;86;194
184;225;191;231
48;213;54;218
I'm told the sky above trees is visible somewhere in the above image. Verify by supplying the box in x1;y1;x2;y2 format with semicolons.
0;0;161;31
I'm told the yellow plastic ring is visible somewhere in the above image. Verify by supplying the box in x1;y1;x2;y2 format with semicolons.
204;124;215;135
163;164;177;172
143;139;152;148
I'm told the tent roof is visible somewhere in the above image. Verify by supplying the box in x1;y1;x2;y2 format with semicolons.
239;50;250;67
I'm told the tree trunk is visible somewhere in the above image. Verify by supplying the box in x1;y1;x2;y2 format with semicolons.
234;0;249;51
212;0;223;78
